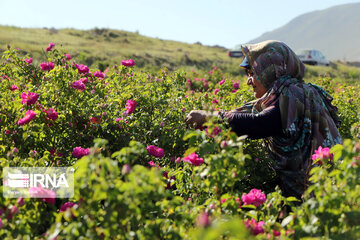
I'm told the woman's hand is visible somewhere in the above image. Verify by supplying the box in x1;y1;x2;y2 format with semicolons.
185;110;218;127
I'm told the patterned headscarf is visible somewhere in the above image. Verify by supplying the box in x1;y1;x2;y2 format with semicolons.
237;40;342;198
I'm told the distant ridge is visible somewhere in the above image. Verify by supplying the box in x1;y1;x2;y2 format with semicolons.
249;3;360;61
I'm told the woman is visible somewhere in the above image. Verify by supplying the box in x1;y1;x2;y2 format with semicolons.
185;40;342;199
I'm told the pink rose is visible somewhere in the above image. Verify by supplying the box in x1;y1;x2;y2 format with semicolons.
42;197;55;204
165;175;176;189
24;58;33;64
17;197;25;207
49;148;63;157
52;149;64;157
30;150;37;158
90;117;101;124
244;219;265;235
206;126;222;138
122;164;131;174
221;140;228;148
148;161;157;167
21;91;39;105
121;59;135;67
11;85;18;91
196;212;210;227
17;110;37;125
29;186;56;204
241;189;266;207
44;108;58;121
233;82;239;89
312;146;333;165
12;147;18;154
80;77;89;84
71;80;86;91
125;99;137;114
10;206;19;215
286;229;295;236
64;53;72;60
45;42;55;52
72;147;90;159
75;64;89;74
40;62;55;71
93;71;105;78
211;98;218;104
218;79;225;85
209;203;217;209
213;88;220;95
50;149;56;156
273;230;281;236
59;202;78;212
146;145;165;158
182;152;204;166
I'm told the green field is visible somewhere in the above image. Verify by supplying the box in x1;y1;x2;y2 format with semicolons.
0;28;360;239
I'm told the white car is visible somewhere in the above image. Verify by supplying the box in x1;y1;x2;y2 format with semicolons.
227;44;244;58
296;49;330;66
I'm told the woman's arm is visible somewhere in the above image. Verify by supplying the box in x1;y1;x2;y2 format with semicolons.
222;101;282;139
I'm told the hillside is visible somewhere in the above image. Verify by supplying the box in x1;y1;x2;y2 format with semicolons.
0;25;237;71
1;25;360;84
249;3;360;61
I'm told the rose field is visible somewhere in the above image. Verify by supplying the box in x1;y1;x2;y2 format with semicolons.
0;44;359;240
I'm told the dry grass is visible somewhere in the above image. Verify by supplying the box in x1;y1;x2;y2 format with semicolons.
0;25;239;71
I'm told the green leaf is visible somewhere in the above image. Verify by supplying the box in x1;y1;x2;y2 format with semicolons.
329;169;341;177
286;196;301;202
184;147;199;157
183;130;200;141
331;144;344;161
241;204;256;209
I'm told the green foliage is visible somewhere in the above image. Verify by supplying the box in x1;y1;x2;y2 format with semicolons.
48;145;187;239
0;45;359;239
284;140;360;239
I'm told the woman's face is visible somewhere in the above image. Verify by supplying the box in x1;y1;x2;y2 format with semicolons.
246;69;267;98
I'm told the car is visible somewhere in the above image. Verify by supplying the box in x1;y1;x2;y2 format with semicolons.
295;49;330;66
227;44;244;58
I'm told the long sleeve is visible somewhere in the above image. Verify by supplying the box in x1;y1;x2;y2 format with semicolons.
222;101;282;139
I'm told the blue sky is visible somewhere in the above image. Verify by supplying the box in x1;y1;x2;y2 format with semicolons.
0;0;359;48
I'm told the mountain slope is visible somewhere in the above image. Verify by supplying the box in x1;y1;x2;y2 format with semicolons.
249;3;360;61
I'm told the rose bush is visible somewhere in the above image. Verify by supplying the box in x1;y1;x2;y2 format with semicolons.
0;45;359;239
